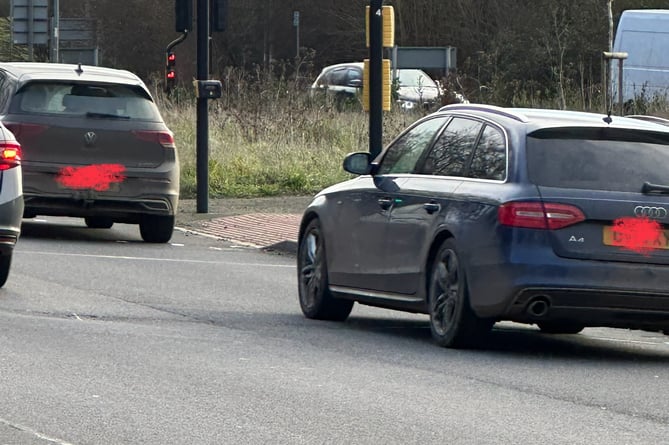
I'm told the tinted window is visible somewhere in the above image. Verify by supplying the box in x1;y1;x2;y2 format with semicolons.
11;82;162;120
329;69;349;86
527;127;669;192
469;125;506;180
0;72;13;112
421;117;482;176
347;68;362;83
378;117;448;174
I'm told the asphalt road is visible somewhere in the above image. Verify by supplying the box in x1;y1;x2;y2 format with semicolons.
0;217;668;444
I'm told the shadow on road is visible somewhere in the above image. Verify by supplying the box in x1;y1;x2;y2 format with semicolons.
20;219;141;243
338;315;669;363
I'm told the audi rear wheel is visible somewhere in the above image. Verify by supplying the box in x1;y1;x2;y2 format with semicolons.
428;239;493;348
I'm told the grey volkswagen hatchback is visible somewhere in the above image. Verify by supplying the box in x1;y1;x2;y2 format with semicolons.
297;104;669;348
0;62;179;243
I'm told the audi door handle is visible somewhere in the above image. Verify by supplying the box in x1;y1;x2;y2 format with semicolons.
423;202;441;214
378;197;393;210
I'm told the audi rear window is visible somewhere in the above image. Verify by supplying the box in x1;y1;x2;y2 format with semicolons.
11;82;162;121
526;127;669;192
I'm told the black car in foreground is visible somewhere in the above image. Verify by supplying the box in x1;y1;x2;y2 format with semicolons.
0;62;179;243
297;104;669;348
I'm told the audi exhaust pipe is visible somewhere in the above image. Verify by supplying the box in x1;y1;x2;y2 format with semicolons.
526;296;551;318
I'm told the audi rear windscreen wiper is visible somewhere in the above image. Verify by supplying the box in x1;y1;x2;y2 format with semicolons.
85;112;130;120
641;181;669;194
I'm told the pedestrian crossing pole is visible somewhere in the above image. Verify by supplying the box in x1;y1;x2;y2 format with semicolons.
368;0;383;159
196;0;210;213
365;2;394;159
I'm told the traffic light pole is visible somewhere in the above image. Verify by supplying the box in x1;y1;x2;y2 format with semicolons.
369;0;383;159
196;0;210;213
166;32;188;58
165;32;188;92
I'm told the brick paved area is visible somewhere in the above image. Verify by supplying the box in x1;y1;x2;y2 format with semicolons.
193;213;301;250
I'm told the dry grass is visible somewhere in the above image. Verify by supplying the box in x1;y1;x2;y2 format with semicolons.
154;66;669;198
156;75;426;198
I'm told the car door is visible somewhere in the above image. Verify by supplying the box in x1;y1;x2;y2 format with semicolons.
328;116;448;292
383;117;485;295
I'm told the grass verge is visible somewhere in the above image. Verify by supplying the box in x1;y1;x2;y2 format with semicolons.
159;87;425;198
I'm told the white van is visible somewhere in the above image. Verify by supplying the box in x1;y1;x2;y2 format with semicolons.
613;9;669;102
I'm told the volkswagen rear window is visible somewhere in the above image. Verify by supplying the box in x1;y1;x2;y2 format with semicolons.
11;82;162;121
526;127;669;192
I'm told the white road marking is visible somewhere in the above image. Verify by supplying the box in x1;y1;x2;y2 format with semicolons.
16;250;294;268
0;416;74;445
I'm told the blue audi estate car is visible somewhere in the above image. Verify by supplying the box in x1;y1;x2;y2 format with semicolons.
297;104;669;348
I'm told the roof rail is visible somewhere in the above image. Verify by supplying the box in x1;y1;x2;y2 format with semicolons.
438;104;529;123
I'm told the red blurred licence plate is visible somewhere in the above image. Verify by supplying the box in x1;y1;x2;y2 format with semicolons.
602;226;669;250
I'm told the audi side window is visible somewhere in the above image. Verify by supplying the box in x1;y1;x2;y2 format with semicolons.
421;117;483;177
468;125;507;180
377;117;448;175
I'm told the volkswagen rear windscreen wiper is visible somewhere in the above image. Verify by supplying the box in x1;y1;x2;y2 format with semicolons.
641;181;669;194
85;112;130;120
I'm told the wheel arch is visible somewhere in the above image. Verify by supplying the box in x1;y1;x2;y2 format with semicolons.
298;211;320;245
425;229;455;296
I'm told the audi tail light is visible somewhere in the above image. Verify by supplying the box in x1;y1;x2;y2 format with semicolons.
132;130;175;148
0;140;21;171
498;201;585;230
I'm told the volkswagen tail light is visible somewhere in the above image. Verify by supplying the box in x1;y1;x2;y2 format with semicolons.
132;130;175;148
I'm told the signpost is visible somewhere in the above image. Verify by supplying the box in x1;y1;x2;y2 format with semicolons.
11;0;49;60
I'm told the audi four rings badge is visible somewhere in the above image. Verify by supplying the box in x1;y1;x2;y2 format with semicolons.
634;206;668;218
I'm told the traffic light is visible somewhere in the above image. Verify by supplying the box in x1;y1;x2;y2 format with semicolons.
365;5;395;48
211;0;228;32
362;58;392;111
165;52;177;92
175;0;193;32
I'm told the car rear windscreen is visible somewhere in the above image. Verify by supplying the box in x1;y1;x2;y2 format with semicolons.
526;127;669;192
11;82;162;121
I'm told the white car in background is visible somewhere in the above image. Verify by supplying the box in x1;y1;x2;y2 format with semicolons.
311;62;465;109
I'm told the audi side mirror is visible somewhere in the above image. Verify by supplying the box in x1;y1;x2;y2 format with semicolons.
343;152;371;175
